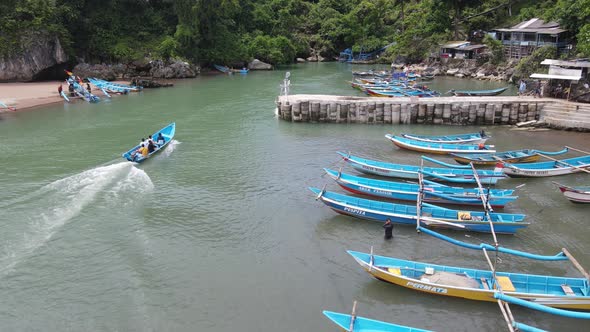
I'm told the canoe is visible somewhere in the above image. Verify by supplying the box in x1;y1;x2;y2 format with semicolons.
450;87;508;96
400;132;490;145
367;89;438;98
122;122;175;163
451;147;570;166
337;152;505;185
502;155;590;178
67;77;100;103
553;182;590;204
386;135;495;154
214;64;231;73
231;68;249;74
323;311;432;332
323;169;517;208
309;187;528;234
89;78;140;93
347;250;590;310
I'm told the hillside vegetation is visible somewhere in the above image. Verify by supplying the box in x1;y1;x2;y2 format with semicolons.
1;0;588;65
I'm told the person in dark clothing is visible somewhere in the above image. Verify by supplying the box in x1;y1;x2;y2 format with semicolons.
58;84;63;95
148;140;156;153
383;219;394;239
86;83;91;94
68;83;75;97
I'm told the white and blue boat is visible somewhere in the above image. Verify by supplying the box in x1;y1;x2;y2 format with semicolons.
400;131;490;144
122;122;175;163
386;135;495;154
323;311;432;332
337;152;505;185
503;155;590;178
323;169;517;208
309;187;528;234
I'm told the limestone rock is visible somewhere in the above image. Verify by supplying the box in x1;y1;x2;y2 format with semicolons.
150;59;198;78
73;63;122;81
297;58;306;63
248;59;272;70
446;68;459;75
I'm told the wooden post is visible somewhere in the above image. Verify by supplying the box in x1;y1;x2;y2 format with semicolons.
470;163;499;247
562;248;590;283
538;153;590;175
566;146;590;155
349;300;358;332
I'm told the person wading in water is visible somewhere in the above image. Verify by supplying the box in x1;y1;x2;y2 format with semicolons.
383;219;394;239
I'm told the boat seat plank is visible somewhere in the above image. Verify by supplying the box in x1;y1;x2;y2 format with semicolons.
480;277;490;290
495;276;516;292
561;284;575;296
388;267;401;275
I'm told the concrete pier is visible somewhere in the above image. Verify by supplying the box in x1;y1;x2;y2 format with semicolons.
276;95;557;126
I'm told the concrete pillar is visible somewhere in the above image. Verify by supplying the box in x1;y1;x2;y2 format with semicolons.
358;103;368;123
527;103;537;121
291;102;301;122
392;104;401;124
468;104;477;124
509;104;518;124
484;104;494;124
368;102;376;123
493;104;503;124
410;104;419;123
501;104;510;124
417;104;426;124
451;104;461;124
301;101;310;122
319;103;328;122
518;103;528;123
280;104;292;121
329;102;338;122
433;104;443;124
426;104;435;124
349;103;357;123
476;104;486;124
400;104;410;124
442;104;451;124
383;103;392;124
376;103;384;124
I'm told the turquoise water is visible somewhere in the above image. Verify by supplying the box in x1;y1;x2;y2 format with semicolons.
0;62;587;331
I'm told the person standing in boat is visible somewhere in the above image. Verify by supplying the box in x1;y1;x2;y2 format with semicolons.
68;82;75;97
383;219;394;239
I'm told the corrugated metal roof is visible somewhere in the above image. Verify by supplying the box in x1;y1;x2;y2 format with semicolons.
494;18;566;34
441;41;470;48
530;73;581;81
494;28;566;34
541;59;590;68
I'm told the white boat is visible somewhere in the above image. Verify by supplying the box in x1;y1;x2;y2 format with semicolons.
502;155;590;178
553;182;590;203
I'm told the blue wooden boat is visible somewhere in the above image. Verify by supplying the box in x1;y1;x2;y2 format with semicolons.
66;77;100;103
337;152;505;185
309;187;528;234
347;250;590;310
451;147;569;166
122;122;175;163
323;311;432;332
400;131;490;144
214;64;231;73
89;78;140;93
450;87;508;96
324;169;517;208
231;68;249;74
386;135;495;154
503;155;590;178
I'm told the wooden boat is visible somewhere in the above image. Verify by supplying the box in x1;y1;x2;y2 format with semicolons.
347;250;590;310
502;155;590;178
89;78;140;93
230;68;249;74
323;169;517;208
553;182;590;203
449;87;508;96
400;132;490;145
337;152;505;185
310;187;528;234
386;135;495;154
451;147;569;166
0;100;16;111
367;88;438;98
214;64;231;73
122;122;175;163
323;311;432;332
66;77;100;103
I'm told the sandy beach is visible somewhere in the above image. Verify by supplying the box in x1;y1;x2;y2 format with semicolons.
0;81;66;112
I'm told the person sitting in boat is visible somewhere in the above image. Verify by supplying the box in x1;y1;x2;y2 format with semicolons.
68;83;75;97
478;143;486;150
156;133;165;147
86;83;91;94
131;144;147;161
147;140;156;153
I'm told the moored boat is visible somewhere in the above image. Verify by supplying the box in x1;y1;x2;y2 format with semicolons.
553;182;590;203
337;152;505;185
386;135;496;154
347;250;590;310
323;310;432;332
323;168;517;208
502;155;590;177
400;131;490;145
309;187;528;234
214;64;231;73
449;87;508;96
451;147;569;166
122;122;175;163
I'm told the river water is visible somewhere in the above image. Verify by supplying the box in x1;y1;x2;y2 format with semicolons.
0;62;587;331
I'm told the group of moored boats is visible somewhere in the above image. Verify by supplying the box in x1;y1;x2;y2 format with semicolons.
61;72;142;104
319;131;590;331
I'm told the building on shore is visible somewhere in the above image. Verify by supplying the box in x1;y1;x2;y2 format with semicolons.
439;41;486;61
492;18;570;59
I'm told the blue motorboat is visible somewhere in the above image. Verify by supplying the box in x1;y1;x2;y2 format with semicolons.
122;122;175;163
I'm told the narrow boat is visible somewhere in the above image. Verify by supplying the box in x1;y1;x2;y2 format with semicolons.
553;182;590;204
502;155;590;177
89;78;140;93
323;169;517;208
323;311;432;332
66;77;100;103
400;131;490;145
214;64;231;73
230;68;249;74
309;187;528;234
122;122;175;163
0;100;16;111
337;152;505;185
451;147;569;166
347;250;590;310
449;87;508;96
386;135;495;154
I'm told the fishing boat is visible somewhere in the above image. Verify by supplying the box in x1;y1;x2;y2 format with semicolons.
66;77;100;103
309;187;528;234
553;182;590;204
323;169;517;208
323;311;432;332
449;87;508;96
386;135;496;154
400;131;490;145
230;68;249;74
0;100;16;111
89;78;141;94
214;64;231;73
337;152;505;185
122;122;175;163
347;250;590;310
451;147;569;166
502;155;590;177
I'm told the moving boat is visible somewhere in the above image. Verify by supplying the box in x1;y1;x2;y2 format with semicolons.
323;168;517;208
347;250;590;310
553;182;590;203
449;87;508;96
323;311;432;332
337;152;505;185
502;155;590;177
385;135;496;154
451;147;569;166
309;187;528;234
122;122;175;163
400;131;490;145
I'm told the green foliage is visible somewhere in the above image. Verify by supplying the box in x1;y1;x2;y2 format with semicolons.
249;34;296;64
515;45;557;79
483;34;504;65
577;24;590;57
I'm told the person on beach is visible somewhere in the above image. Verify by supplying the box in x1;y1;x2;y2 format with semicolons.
68;83;75;97
383;219;394;239
86;83;91;94
534;80;541;98
58;84;63;95
518;80;526;96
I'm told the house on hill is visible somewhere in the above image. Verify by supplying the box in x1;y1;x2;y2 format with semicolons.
492;18;570;59
439;41;486;60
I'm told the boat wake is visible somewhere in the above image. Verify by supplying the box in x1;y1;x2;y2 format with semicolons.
162;139;181;157
0;162;153;276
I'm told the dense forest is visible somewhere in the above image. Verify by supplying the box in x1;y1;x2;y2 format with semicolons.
0;0;589;66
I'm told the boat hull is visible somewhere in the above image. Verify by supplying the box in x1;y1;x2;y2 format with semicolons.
453;154;541;166
400;132;489;145
323;311;432;332
504;166;590;178
386;135;495;154
556;184;590;203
